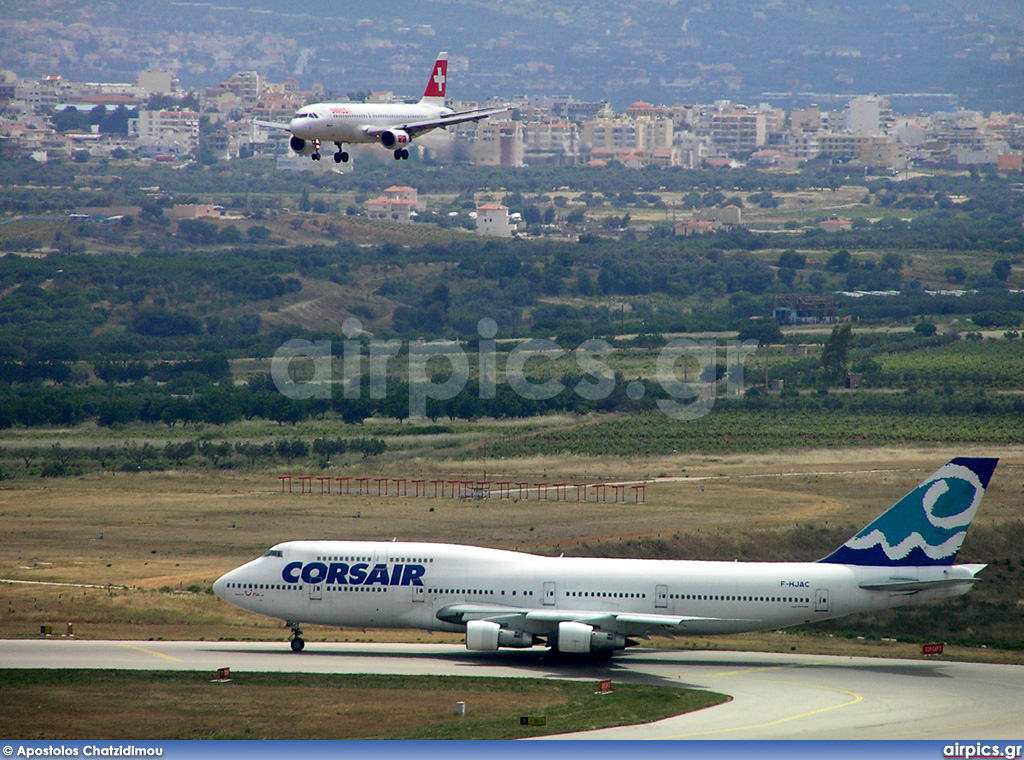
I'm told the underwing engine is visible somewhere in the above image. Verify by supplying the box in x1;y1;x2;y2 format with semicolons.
465;620;534;650
556;621;626;653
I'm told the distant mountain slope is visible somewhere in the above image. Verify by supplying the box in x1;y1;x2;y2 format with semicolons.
2;0;1021;110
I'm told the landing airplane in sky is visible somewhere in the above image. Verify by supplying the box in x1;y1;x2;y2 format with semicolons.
256;52;509;163
214;457;995;656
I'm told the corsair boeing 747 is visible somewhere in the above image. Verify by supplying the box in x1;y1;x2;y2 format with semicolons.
257;52;509;163
214;457;995;655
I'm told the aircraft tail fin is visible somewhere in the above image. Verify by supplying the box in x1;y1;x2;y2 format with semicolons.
818;457;997;567
419;52;448;107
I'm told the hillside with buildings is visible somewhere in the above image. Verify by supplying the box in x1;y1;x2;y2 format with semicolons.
1;0;1022;111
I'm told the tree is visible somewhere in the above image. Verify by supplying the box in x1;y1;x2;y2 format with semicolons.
51;107;90;133
821;323;854;383
737;320;783;390
992;259;1012;282
777;267;797;288
826;249;853;272
777;250;805;269
164;441;196;466
276;438;309;464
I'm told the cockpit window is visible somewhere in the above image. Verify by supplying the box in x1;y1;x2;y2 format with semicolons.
263;550;283;558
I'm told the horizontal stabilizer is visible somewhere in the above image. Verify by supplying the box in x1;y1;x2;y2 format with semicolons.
859;577;979;592
859;564;986;592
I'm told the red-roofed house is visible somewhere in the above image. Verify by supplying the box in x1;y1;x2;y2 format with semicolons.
365;186;426;223
476;203;516;237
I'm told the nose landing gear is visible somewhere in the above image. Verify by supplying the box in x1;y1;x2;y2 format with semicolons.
288;622;305;652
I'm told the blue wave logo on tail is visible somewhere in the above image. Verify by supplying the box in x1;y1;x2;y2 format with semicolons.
819;457;997;567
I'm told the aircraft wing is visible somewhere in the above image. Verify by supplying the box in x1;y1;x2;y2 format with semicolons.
363;105;512;139
253;119;291;131
436;602;751;638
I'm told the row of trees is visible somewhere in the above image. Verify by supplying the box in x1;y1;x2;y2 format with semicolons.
2;436;387;479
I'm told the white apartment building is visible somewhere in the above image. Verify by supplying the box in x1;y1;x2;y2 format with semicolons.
786;131;821;159
845;96;892;135
522;121;578;163
817;132;871;161
137;70;179;96
476;203;516;237
709;109;766;155
15;76;71;112
583;116;673;155
129;108;199;156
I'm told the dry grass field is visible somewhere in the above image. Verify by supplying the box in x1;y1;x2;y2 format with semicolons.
2;444;1022;655
0;671;727;739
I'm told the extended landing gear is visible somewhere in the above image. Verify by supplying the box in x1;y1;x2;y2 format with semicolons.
288;622;305;652
333;143;349;163
393;148;409;160
311;152;321;161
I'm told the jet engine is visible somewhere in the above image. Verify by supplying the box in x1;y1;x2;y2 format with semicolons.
465;620;534;651
289;135;317;155
380;129;411;149
556;621;626;653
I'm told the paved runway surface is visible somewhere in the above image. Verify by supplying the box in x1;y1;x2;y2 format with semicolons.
2;640;1022;739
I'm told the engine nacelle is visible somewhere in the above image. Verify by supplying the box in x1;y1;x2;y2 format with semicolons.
466;620;500;651
557;621;593;653
466;620;534;650
590;630;627;651
289;135;317;155
557;621;626;653
498;628;534;648
380;129;411;149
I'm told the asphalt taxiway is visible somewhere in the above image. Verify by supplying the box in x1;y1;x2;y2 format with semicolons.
2;640;1022;739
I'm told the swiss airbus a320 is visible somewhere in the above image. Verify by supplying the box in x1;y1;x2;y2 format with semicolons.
257;52;509;163
214;457;995;657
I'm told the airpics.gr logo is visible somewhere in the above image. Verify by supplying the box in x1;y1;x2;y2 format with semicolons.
282;561;425;587
270;317;761;422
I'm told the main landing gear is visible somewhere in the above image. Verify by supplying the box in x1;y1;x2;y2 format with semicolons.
393;148;410;160
288;622;305;652
333;142;349;163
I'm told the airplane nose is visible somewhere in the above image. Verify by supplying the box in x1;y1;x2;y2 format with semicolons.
212;572;230;600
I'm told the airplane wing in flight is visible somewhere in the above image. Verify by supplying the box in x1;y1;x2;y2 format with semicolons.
253;119;291;131
362;105;512;140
